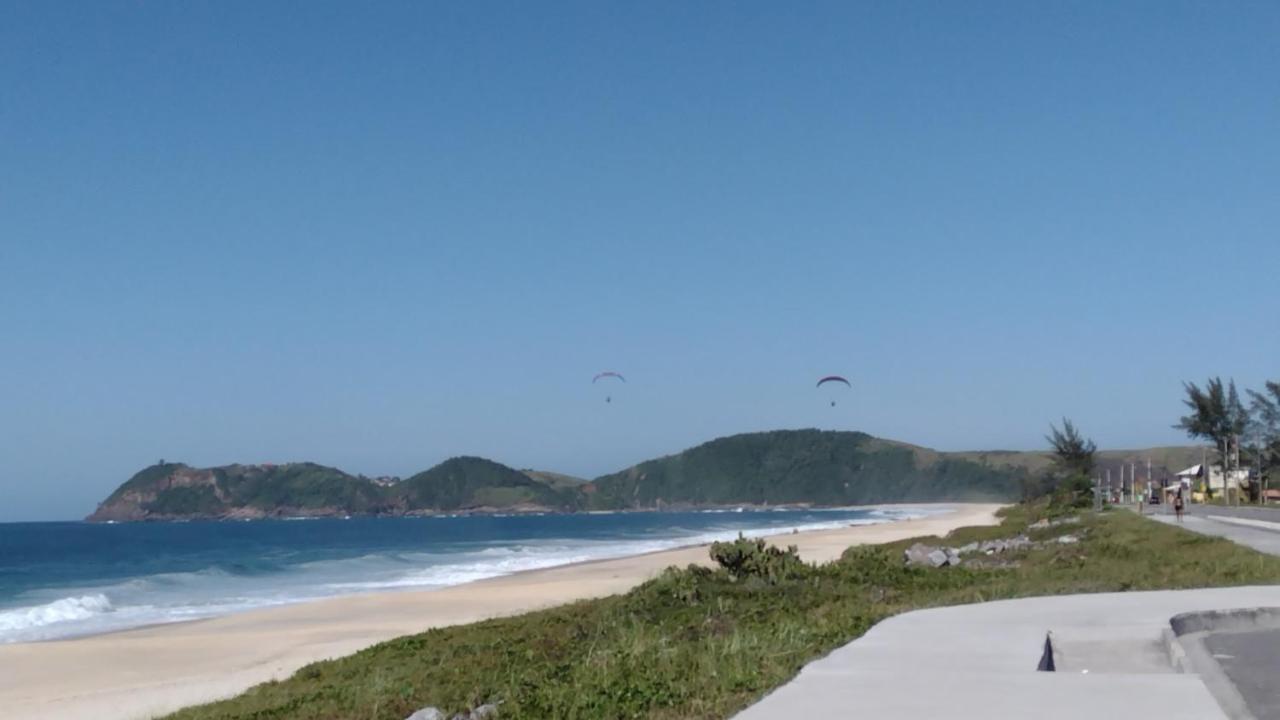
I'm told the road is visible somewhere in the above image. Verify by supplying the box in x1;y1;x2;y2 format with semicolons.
1151;506;1280;719
1204;628;1280;720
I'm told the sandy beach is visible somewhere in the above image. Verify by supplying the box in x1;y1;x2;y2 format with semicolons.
0;503;1001;720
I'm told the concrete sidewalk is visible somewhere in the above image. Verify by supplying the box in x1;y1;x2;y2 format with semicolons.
1150;512;1280;555
735;586;1280;719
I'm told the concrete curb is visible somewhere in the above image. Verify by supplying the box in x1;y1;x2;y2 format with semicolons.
1165;608;1280;720
1163;626;1191;673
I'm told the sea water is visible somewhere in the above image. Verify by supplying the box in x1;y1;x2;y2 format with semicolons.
0;506;940;643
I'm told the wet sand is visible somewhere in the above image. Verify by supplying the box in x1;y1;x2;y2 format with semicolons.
0;503;1002;720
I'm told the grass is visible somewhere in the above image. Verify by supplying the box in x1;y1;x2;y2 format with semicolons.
164;505;1280;720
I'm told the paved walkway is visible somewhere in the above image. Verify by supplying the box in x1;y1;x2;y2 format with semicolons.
735;511;1280;719
1150;506;1280;555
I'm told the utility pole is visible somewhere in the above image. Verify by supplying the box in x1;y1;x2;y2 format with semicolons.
1146;458;1152;506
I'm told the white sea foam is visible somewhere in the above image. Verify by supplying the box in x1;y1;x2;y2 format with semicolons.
0;506;939;643
0;594;114;633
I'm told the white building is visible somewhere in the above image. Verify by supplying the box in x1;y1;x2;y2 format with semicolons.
1173;464;1251;494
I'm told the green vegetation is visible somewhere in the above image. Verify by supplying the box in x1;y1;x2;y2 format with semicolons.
88;457;584;521
221;463;388;513
587;429;1030;509
1177;377;1250;501
1174;375;1280;502
88;430;1219;521
144;484;224;516
91;462;393;520
520;470;589;490
1045;419;1096;508
162;507;1280;720
103;461;191;500
396;457;580;512
1248;381;1280;489
90;430;1042;521
707;535;806;583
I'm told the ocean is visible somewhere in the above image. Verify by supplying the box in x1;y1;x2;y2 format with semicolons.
0;506;938;643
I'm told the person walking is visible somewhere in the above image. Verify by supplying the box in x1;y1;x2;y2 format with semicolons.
1174;488;1185;522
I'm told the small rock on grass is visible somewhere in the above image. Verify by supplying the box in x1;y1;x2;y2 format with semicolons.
406;709;445;720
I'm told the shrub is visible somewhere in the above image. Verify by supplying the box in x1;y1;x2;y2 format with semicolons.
709;535;807;583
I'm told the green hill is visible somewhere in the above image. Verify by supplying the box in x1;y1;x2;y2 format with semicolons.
87;462;389;521
521;470;589;490
584;429;1030;509
88;457;582;521
87;430;1205;521
394;457;580;513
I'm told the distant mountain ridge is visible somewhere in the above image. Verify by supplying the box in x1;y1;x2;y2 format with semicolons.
86;430;1202;521
87;458;583;522
586;430;1027;509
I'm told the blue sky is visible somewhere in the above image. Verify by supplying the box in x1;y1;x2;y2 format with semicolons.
2;2;1278;521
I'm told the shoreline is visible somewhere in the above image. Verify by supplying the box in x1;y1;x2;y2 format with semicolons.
0;503;1003;720
83;500;945;523
35;505;931;646
10;503;942;646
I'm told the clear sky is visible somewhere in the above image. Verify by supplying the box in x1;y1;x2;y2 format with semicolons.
2;2;1278;521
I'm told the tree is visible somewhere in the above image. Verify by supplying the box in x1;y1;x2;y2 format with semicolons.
1248;381;1280;496
1176;377;1248;501
1046;419;1096;507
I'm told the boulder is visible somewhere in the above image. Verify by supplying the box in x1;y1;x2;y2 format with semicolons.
406;709;445;720
905;543;959;568
903;543;936;566
471;704;500;719
1056;534;1080;545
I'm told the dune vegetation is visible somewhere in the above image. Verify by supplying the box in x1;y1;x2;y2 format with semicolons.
163;505;1280;719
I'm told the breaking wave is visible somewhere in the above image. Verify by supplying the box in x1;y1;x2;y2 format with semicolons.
0;505;944;643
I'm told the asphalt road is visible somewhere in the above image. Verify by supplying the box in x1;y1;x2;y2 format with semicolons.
1150;508;1280;719
1204;628;1280;720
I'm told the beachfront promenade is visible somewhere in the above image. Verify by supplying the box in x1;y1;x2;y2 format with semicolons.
736;508;1280;720
1150;504;1280;556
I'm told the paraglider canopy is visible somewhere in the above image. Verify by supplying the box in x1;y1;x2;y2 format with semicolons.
816;375;851;406
593;371;625;403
